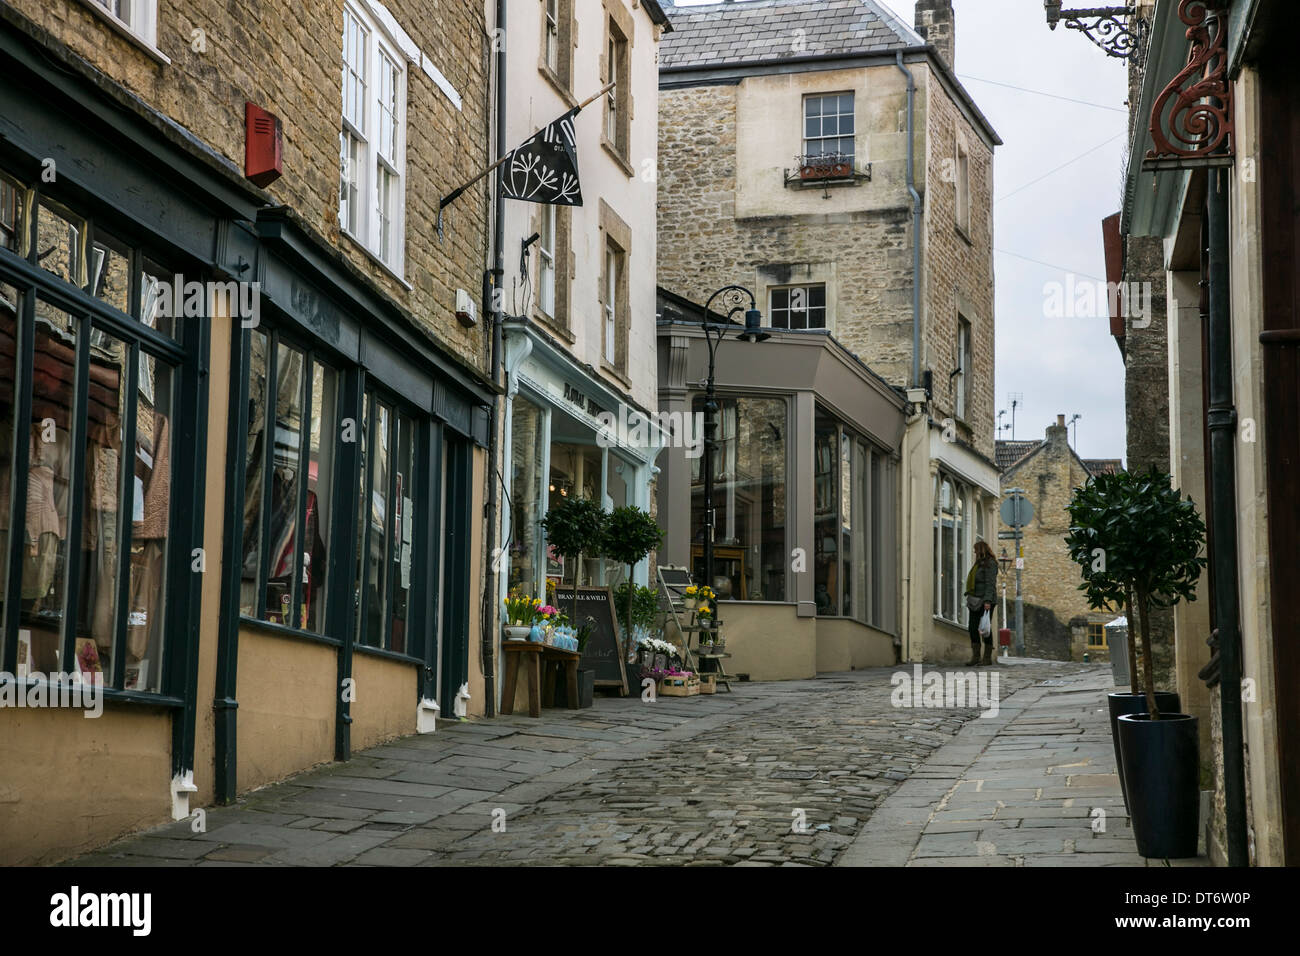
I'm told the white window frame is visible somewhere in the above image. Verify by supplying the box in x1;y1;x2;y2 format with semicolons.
803;92;855;163
605;34;620;144
955;137;971;235
539;204;557;319
956;316;971;420
84;0;160;49
768;284;827;330
545;0;560;72
340;2;407;276
604;244;617;365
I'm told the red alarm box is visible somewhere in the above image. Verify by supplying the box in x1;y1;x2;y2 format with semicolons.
998;627;1012;647
245;102;282;188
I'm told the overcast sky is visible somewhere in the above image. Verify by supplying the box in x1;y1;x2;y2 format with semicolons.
672;0;1131;463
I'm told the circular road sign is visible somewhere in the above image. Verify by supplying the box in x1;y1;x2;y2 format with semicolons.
1000;495;1035;528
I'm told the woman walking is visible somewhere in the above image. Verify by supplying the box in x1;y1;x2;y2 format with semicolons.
965;540;999;666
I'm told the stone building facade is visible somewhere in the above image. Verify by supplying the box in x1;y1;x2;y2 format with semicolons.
656;0;1001;663
997;419;1121;662
0;0;496;864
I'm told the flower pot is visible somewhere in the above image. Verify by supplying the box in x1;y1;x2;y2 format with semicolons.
503;625;531;641
684;598;698;611
1117;713;1200;859
1107;691;1180;812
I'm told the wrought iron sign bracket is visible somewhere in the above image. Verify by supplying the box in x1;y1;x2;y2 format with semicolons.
1044;2;1147;60
1143;1;1234;171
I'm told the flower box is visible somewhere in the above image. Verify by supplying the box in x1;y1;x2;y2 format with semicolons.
698;674;717;695
659;674;700;697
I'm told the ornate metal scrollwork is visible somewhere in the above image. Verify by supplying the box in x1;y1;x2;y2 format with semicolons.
1144;0;1234;168
1046;4;1146;60
1065;9;1146;59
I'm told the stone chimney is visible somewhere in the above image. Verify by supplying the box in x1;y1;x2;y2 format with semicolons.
1047;414;1068;447
914;0;955;70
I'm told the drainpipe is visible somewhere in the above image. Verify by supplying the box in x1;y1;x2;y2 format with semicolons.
1205;167;1248;866
896;51;924;663
895;51;923;388
477;0;507;718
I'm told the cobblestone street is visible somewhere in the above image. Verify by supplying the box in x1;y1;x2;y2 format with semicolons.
62;659;1206;868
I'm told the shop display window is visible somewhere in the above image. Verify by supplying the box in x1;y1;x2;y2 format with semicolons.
0;169;186;692
690;395;788;602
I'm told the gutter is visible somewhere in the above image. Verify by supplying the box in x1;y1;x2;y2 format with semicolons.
895;51;924;390
477;0;507;719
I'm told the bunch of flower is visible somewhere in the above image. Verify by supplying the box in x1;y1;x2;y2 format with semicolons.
503;590;543;625
684;584;715;602
639;637;678;656
643;667;693;681
696;604;714;620
538;604;561;623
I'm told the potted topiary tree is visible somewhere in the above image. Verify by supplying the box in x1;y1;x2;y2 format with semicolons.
603;506;665;659
1066;467;1207;858
539;495;608;631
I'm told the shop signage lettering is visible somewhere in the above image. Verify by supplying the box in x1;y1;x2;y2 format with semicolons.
562;383;605;419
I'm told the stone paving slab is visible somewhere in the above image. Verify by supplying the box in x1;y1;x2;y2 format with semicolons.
836;667;1211;868
59;660;1175;868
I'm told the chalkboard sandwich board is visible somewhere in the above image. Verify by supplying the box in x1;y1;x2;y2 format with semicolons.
554;585;628;696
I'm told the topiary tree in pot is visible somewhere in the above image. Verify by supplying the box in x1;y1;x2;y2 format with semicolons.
603;506;665;657
539;495;608;630
1065;466;1207;857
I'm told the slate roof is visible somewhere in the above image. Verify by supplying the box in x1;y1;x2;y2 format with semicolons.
1082;458;1123;476
996;439;1124;478
660;0;924;69
995;440;1042;472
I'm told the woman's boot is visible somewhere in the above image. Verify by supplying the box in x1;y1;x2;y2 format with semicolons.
981;641;994;666
967;643;981;666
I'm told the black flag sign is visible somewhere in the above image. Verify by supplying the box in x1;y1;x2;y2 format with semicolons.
501;107;583;207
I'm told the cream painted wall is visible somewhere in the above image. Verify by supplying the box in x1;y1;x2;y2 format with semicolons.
1167;269;1213;759
236;629;337;793
1226;66;1283;867
733;64;913;221
0;706;172;865
815;618;896;673
498;0;662;414
351;654;418;749
717;602;816;681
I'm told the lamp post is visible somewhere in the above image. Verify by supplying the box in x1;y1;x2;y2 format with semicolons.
698;286;768;622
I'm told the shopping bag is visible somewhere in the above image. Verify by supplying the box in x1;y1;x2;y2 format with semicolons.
978;608;992;638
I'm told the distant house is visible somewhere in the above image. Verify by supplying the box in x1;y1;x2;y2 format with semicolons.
996;417;1123;661
655;0;1004;667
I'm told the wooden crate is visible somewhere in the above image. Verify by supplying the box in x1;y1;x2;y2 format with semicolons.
698;674;717;695
658;675;700;697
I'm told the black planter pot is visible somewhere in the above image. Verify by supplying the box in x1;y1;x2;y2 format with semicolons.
553;668;597;709
1117;713;1200;859
1107;691;1180;812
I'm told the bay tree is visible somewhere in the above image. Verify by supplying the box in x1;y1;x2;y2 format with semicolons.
1065;467;1207;719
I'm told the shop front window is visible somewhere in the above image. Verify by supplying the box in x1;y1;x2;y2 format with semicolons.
934;470;974;624
811;406;893;626
355;394;418;653
549;442;604;585
690;395;788;602
0;171;186;693
508;394;545;598
240;330;337;635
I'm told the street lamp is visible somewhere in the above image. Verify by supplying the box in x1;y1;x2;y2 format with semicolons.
698;285;767;622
